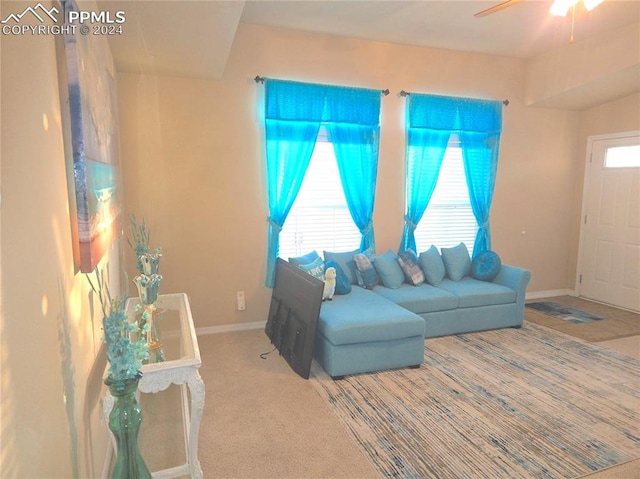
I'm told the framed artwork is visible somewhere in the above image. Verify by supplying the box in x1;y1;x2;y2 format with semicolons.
57;0;122;273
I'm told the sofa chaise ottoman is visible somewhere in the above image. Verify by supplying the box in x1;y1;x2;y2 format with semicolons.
314;286;425;379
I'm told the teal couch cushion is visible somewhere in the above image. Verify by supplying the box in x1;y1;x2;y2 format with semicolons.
419;245;446;286
373;249;405;289
289;250;321;267
373;283;458;314
441;242;472;281
324;249;359;285
319;287;424;346
297;256;325;280
437;277;516;308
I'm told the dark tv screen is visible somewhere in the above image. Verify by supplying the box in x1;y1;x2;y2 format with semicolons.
265;258;323;379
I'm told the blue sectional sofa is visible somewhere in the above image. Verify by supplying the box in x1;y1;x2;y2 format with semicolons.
301;244;531;378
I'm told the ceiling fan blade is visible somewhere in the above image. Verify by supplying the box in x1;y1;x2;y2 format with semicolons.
474;0;524;17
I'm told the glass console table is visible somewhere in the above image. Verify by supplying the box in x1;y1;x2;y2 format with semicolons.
103;293;205;479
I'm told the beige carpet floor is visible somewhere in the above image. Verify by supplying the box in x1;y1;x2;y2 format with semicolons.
138;327;379;478
136;296;639;479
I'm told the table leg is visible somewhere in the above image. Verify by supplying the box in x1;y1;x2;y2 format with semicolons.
187;371;205;479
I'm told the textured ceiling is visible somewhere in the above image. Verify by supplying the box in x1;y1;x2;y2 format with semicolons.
240;0;640;59
97;0;640;109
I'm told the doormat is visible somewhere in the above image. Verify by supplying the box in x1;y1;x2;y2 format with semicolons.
526;301;605;323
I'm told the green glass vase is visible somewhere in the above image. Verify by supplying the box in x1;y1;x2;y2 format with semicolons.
106;374;152;479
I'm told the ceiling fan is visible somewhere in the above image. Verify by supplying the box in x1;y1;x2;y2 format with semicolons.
474;0;604;18
474;0;523;18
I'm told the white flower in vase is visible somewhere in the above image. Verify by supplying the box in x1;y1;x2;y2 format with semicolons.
139;252;162;275
133;274;163;305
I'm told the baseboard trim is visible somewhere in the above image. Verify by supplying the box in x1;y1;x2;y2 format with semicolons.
526;289;575;300
196;321;266;336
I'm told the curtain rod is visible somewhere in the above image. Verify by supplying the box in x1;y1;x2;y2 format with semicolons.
400;90;509;106
254;76;390;96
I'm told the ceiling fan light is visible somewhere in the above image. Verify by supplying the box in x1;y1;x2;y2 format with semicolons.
550;0;578;16
583;0;604;11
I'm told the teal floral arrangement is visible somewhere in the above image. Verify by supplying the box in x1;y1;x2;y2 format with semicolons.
128;214;165;361
87;268;150;382
128;214;163;307
128;215;162;275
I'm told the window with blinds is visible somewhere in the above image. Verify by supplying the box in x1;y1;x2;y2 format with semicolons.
279;138;361;260
413;139;478;256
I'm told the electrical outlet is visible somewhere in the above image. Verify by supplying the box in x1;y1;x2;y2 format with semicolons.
236;291;245;311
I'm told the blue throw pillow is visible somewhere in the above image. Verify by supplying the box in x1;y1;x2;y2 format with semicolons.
324;249;359;285
353;251;380;289
471;250;502;281
441;242;471;281
398;249;425;286
289;250;320;267
325;260;351;295
373;249;405;289
419;245;445;286
298;256;325;280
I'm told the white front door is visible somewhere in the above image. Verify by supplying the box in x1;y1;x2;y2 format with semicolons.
579;132;640;312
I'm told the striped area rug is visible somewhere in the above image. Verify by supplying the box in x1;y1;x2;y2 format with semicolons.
310;322;640;479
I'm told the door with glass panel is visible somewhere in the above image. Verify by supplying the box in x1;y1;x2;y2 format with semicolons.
579;132;640;312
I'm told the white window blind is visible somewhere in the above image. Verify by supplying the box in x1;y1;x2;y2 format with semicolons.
279;136;361;260
413;139;478;255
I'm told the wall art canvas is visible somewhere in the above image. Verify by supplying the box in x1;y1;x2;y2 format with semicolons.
58;0;122;272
